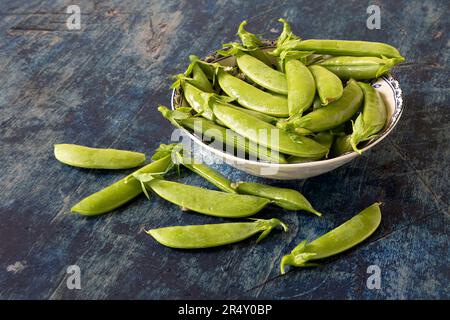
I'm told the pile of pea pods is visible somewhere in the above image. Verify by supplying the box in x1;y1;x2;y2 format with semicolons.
163;19;405;162
55;19;403;274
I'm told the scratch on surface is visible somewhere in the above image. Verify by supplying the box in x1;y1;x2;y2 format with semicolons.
6;261;26;273
387;138;448;215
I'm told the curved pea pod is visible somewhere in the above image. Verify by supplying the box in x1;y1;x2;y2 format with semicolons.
237;20;273;66
308;65;343;105
236;53;287;94
71;155;173;215
175;149;236;193
318;56;403;80
212;102;328;158
280;202;382;274
140;179;271;218
147;218;288;249
225;104;280;124
182;82;216;121
279;79;363;133
285;58;315;116
54;144;146;169
216;69;289;117
274;38;404;60
172;111;287;164
350;82;387;154
288;132;334;163
232;182;321;216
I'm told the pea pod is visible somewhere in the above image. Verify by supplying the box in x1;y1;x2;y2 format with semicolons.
217;68;289;117
332;134;353;157
318;56;403;80
182;82;215;121
278;79;363;133
350;82;387;153
308;65;343;105
237;20;273;66
225;104;280;124
71;155;173;215
212;102;328;158
236;53;288;94
232;182;321;216
285;58;316;116
280;202;382;274
147;218;288;249
288;132;334;163
54;144;146;169
175;149;237;193
138;178;271;218
158;106;287;163
273;38;404;60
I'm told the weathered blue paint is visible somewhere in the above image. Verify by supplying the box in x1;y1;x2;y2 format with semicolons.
0;0;448;299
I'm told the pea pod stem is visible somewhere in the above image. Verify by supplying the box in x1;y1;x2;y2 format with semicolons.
147;218;288;249
236;20;273;66
280;202;382;274
54;144;146;169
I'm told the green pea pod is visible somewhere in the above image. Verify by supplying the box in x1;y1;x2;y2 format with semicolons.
71;155;173;215
232;182;321;216
217;68;289;117
174;149;236;193
237;20;272;66
236;53;287;94
308;65;343;105
212;102;328;158
332;134;353;157
350;82;387;154
171;57;214;93
279;79;363;133
285;58;315;116
288;131;334;163
280;202;382;274
318;56;403;80
140;179;271;218
54;144;146;169
225;104;280;124
273;38;404;60
182;82;216;121
147;218;288;249
158;106;287;164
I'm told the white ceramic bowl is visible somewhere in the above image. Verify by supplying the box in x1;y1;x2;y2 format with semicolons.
170;54;403;180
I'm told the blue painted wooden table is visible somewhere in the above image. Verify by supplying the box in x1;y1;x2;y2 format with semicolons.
0;0;448;299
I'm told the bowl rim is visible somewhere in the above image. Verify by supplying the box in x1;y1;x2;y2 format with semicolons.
170;53;404;168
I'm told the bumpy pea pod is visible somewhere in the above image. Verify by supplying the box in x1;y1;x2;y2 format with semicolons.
54;144;146;169
349;82;387;153
212;102;328;158
288;132;334;163
216;68;289;117
232;182;321;216
285;56;316;116
308;65;343;105
237;20;272;66
71;154;174;215
273;37;404;60
278;79;363;133
318;56;403;80
134;174;270;218
173;148;237;193
280;202;382;274
158;106;287;163
147;218;288;249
